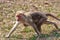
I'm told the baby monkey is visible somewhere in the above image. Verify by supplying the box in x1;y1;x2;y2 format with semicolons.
5;10;60;38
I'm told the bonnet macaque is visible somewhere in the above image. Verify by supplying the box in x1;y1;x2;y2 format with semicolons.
5;10;60;38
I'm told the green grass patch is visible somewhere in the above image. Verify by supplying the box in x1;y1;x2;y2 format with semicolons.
22;27;33;33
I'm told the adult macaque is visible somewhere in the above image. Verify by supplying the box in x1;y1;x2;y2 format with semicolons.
5;10;60;38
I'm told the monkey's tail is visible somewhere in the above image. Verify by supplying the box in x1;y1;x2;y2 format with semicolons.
46;14;60;21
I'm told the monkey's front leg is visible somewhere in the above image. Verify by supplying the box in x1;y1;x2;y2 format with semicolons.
31;23;40;36
27;19;40;36
37;17;47;32
5;21;19;38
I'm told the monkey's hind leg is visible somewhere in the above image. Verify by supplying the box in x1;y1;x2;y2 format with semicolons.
45;21;59;30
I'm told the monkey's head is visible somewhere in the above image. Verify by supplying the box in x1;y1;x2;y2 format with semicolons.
15;10;26;21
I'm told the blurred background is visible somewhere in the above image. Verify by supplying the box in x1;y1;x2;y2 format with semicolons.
0;0;60;40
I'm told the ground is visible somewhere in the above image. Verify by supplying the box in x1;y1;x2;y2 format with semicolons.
0;0;60;40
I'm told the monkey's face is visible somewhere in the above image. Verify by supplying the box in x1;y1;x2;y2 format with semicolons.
16;14;25;22
15;11;26;22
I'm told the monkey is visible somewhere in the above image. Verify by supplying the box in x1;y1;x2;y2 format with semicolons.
5;10;60;38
